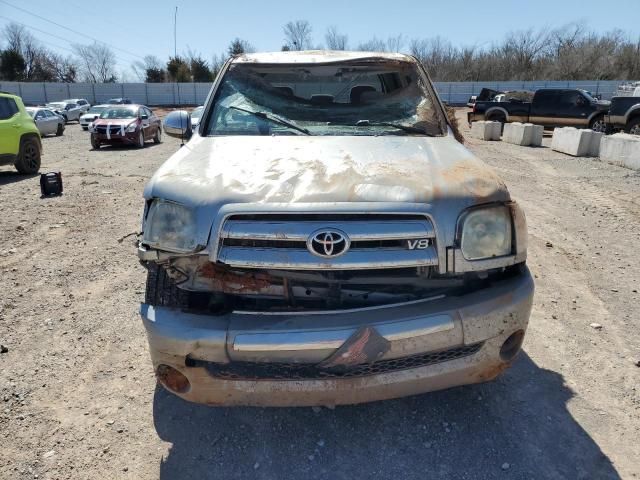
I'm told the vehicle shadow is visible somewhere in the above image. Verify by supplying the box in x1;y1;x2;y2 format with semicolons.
152;353;620;480
0;171;38;187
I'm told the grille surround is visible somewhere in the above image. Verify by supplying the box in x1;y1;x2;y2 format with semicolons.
197;343;483;380
216;213;438;270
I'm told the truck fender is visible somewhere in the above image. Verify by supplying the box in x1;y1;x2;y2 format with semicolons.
484;107;509;122
587;110;606;123
623;104;640;124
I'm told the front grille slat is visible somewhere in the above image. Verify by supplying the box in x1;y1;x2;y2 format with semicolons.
216;214;439;270
218;246;438;270
199;343;483;380
223;220;435;241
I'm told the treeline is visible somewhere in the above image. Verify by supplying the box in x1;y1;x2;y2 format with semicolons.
1;20;639;83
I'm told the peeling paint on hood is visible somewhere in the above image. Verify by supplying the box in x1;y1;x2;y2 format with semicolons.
145;135;509;208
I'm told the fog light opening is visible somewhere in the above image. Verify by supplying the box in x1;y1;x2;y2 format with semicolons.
156;364;191;394
500;330;525;362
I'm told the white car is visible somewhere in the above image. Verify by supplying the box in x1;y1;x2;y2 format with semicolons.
190;106;204;131
79;104;110;130
46;101;83;123
63;98;91;113
26;107;65;136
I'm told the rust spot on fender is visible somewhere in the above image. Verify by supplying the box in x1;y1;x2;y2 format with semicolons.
472;362;510;382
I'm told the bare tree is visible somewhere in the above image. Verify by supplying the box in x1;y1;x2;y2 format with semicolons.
357;37;387;52
73;42;117;82
211;53;227;79
386;34;404;53
325;26;348;50
283;20;313;51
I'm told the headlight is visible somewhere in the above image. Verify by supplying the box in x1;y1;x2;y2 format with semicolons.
126;122;138;133
142;200;198;252
460;205;512;260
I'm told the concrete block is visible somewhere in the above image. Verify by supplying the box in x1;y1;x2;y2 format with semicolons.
589;131;603;157
470;121;501;141
600;133;640;171
503;122;534;146
530;125;544;147
551;127;599;157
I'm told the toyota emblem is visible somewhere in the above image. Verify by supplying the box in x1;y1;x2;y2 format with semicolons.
307;228;350;258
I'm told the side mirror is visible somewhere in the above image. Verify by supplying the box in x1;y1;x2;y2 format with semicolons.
163;111;192;139
140;114;149;120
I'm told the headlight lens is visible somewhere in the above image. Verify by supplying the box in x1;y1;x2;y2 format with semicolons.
142;200;197;252
126;122;138;133
460;206;512;260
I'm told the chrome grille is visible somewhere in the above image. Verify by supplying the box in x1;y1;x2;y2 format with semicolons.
216;214;438;270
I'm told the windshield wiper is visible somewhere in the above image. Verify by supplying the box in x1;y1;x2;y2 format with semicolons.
228;106;311;135
354;119;435;136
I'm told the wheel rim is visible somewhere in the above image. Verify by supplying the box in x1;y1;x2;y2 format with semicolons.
139;131;144;146
630;124;640;136
156;128;161;141
592;120;606;132
24;144;38;169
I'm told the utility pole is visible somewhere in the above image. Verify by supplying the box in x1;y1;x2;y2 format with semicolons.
174;6;178;59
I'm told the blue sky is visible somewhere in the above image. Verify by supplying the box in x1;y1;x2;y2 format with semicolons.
1;0;639;80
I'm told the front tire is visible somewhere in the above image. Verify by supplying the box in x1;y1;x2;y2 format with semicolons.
90;134;100;150
56;124;64;136
626;118;640;136
137;130;145;148
82;126;88;131
590;115;608;133
153;126;162;144
14;137;41;174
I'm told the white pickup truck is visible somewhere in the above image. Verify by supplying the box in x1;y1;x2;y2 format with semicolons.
137;51;534;407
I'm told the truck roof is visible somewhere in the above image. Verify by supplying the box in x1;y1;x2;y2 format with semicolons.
232;50;415;65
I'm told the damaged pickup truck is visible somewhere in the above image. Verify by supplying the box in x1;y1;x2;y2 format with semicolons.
137;51;534;406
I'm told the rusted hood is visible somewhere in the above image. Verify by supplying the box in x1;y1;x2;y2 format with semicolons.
144;135;509;207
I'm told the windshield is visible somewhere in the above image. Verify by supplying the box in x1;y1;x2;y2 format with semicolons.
88;106;107;114
580;90;596;102
48;102;64;109
100;107;137;119
205;61;443;137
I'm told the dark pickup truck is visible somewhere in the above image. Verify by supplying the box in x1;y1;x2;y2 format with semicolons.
468;88;611;132
607;96;640;135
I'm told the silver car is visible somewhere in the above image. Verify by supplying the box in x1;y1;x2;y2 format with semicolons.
140;51;534;407
46;101;83;123
63;98;91;113
79;104;109;130
26;107;65;136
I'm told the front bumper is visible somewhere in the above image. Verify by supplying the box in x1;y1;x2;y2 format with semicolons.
140;267;534;406
92;131;138;145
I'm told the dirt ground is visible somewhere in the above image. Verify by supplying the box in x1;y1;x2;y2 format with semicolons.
1;110;639;479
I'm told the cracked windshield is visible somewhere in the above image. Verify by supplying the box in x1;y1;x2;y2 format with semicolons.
206;62;443;136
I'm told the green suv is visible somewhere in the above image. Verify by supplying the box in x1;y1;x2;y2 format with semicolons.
0;91;42;174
